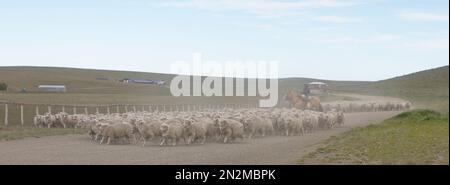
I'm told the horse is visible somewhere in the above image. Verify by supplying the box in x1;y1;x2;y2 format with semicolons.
285;90;323;111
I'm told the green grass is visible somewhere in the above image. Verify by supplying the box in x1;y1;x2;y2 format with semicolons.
299;110;449;165
331;66;449;113
0;66;173;94
0;126;86;141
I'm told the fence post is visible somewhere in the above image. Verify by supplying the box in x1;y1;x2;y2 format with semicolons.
133;106;136;112
96;107;99;114
4;104;8;126
149;105;152;112
73;107;77;114
156;105;159;112
163;105;166;112
107;106;110;114
116;106;120;113
142;106;145;112
62;106;65;113
20;105;24;126
85;107;88;115
125;106;128;113
36;106;39;116
48;106;52;114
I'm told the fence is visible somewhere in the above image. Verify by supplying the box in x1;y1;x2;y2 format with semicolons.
0;100;258;127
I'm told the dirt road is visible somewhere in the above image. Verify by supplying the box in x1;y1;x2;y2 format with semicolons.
0;111;400;165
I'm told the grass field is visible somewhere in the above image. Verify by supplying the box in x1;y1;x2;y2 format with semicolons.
331;66;449;114
299;110;449;164
299;66;449;165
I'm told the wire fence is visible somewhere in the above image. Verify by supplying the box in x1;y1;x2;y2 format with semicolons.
0;100;258;127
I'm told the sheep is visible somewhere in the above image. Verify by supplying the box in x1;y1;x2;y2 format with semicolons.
31;105;362;147
89;122;107;141
242;115;273;138
33;115;46;128
301;114;314;134
336;111;345;127
182;118;207;145
217;118;244;143
136;119;162;147
100;123;134;145
61;114;78;128
43;113;55;128
205;118;221;142
160;119;184;146
284;116;304;136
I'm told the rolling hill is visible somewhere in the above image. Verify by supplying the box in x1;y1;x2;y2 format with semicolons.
331;66;449;113
0;65;448;112
0;66;172;95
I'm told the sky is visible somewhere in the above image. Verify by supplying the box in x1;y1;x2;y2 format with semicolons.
0;0;448;81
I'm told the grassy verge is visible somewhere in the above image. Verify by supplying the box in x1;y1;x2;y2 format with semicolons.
299;110;449;165
0;126;86;141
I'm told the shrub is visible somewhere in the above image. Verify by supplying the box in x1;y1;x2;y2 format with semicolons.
0;82;7;91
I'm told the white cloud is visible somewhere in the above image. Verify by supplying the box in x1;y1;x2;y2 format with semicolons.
313;15;362;23
399;12;449;22
308;34;402;44
402;39;449;50
159;0;360;18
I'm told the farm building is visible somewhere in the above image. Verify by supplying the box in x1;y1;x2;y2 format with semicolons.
38;85;66;93
132;79;155;84
119;78;166;86
154;80;166;86
307;82;328;94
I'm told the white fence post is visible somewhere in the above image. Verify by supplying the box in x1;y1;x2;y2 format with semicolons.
107;106;110;114
73;107;77;114
48;106;52;114
85;107;88;115
36;106;39;116
4;104;8;126
20;105;24;126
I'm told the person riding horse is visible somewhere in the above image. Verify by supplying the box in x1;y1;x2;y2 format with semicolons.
303;84;311;101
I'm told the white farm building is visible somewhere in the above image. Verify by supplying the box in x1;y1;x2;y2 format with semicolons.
307;82;328;94
38;85;66;93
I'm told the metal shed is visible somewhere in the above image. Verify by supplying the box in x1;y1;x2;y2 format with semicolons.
38;85;66;93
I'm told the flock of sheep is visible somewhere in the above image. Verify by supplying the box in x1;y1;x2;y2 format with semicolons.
33;108;345;146
323;101;411;113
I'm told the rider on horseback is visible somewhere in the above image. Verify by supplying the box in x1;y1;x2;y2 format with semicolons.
303;84;311;101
